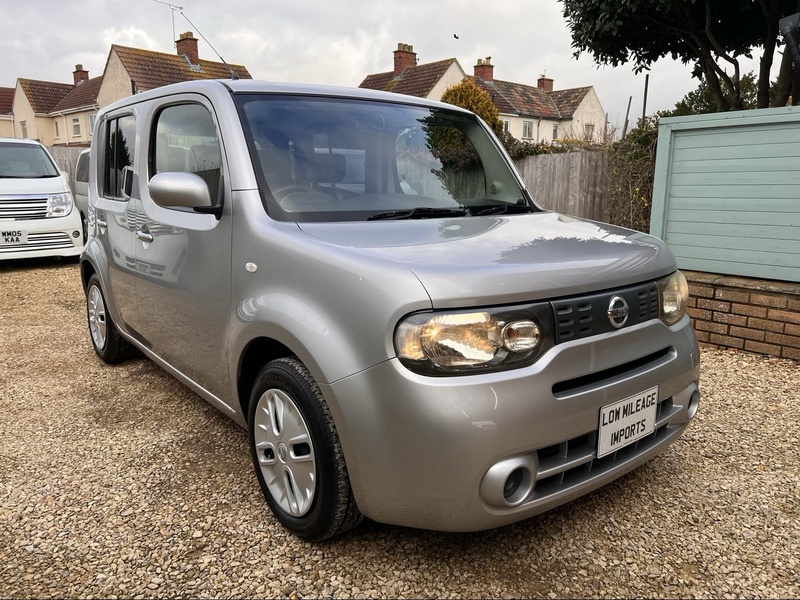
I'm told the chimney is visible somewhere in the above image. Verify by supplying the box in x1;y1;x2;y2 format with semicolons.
393;43;416;76
537;75;554;93
474;57;494;82
73;64;89;86
176;31;199;66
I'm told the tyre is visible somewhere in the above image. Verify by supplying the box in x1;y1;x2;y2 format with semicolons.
248;357;363;541
86;274;137;364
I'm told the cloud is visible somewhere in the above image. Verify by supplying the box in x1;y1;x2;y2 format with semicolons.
101;27;162;52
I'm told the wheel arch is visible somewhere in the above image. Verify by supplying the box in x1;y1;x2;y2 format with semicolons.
237;337;295;422
80;259;97;292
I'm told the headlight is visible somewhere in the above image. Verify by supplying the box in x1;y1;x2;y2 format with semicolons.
395;303;552;375
46;192;74;217
658;270;689;326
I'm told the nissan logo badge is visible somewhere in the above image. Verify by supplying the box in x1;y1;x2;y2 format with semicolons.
607;295;630;329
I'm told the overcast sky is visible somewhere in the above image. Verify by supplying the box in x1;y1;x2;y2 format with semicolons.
1;0;768;131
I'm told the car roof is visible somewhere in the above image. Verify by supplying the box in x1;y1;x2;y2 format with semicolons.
99;79;471;116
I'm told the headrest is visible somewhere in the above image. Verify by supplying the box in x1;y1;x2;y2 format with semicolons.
309;153;346;184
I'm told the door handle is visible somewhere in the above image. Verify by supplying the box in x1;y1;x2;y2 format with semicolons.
96;216;107;228
136;230;154;243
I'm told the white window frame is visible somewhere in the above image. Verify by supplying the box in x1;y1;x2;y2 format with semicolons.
522;121;533;139
584;124;595;140
552;124;558;141
54;121;60;139
502;120;509;134
20;120;27;138
72;117;81;137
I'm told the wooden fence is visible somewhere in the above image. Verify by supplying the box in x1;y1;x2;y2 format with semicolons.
515;150;608;222
47;145;85;195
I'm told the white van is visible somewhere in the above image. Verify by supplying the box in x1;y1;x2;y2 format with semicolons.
73;148;90;242
0;137;83;261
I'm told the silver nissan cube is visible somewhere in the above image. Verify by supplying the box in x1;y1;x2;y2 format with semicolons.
80;80;700;541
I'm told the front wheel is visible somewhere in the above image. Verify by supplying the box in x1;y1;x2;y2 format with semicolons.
248;357;362;541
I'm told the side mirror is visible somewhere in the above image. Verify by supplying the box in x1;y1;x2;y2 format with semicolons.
148;172;218;215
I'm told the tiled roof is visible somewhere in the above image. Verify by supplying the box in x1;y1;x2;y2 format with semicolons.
487;79;562;119
359;59;458;98
51;77;103;113
468;77;517;114
17;78;74;114
111;45;251;92
550;87;592;118
360;56;596;121
0;87;13;115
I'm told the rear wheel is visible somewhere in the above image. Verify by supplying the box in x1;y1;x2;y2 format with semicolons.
86;274;136;364
248;357;362;540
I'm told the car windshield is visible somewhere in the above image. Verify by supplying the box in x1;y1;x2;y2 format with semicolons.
0;142;60;178
235;95;536;222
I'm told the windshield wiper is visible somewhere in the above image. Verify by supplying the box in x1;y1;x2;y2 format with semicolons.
473;201;536;216
368;207;470;221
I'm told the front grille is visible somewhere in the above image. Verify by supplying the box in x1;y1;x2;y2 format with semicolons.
552;348;672;397
0;232;73;253
551;282;659;344
0;194;49;220
532;397;678;500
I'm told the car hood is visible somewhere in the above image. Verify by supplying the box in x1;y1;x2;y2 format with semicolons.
298;212;676;307
0;175;69;195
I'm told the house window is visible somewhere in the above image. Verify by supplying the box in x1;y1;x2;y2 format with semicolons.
522;121;533;139
552;124;558;141
89;113;97;135
72;117;81;137
584;124;595;140
502;120;509;134
54;121;60;138
20;121;27;138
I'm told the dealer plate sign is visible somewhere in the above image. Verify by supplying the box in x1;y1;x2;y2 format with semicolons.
597;386;658;458
1;230;27;245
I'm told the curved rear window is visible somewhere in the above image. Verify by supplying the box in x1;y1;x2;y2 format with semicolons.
0;142;59;178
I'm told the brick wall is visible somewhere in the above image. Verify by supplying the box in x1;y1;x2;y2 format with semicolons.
685;271;800;361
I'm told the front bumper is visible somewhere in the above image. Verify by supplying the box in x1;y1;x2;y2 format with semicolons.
0;213;84;260
322;317;700;532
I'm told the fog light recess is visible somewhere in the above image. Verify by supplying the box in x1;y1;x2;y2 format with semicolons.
687;389;700;419
480;454;537;509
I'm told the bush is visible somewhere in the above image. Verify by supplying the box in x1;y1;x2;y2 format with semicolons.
606;118;658;233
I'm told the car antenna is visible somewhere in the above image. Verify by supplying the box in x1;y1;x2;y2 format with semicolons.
179;10;240;80
153;0;183;48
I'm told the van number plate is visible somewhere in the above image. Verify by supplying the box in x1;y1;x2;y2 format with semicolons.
1;230;27;245
597;386;658;458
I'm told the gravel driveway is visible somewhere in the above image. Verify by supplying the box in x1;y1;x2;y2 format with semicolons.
1;259;798;599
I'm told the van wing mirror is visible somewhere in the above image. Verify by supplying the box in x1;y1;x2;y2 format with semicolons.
148;172;215;212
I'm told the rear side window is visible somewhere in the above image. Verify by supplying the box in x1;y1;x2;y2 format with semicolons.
75;152;89;183
104;115;136;199
150;103;222;206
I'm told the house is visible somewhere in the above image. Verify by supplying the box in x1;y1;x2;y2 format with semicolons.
359;43;606;143
0;87;13;137
96;32;251;107
6;31;251;146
